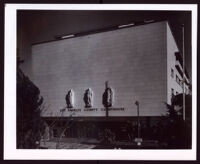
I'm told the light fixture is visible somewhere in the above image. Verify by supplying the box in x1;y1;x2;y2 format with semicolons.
118;23;135;28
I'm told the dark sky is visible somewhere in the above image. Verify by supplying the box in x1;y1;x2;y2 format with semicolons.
17;10;191;78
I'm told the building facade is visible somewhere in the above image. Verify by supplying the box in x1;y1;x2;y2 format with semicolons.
24;21;190;139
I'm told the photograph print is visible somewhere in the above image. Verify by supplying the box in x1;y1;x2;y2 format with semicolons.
16;9;193;150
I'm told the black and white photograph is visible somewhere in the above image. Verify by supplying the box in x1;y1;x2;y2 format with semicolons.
4;4;197;160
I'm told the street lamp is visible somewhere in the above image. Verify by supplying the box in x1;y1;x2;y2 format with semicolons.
135;101;140;138
134;100;142;147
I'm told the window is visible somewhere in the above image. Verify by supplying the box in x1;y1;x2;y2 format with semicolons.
176;75;179;84
180;80;183;88
171;88;174;103
176;75;182;85
171;68;174;78
171;88;174;97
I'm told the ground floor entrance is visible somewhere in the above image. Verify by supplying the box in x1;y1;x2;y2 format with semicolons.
43;116;161;142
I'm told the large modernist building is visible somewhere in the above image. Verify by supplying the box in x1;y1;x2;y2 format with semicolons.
23;20;190;139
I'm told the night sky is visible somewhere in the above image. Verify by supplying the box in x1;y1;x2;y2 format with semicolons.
17;10;191;78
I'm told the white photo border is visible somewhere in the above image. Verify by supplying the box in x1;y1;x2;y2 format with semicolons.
4;4;197;160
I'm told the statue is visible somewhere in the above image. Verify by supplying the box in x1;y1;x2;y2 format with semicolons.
65;90;73;108
102;81;113;107
84;88;92;108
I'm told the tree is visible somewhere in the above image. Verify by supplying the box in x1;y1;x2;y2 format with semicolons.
17;59;45;148
161;93;192;148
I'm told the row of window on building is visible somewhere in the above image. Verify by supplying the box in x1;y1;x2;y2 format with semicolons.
171;67;189;99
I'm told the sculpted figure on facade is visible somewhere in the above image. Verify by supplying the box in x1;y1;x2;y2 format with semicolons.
84;88;92;108
102;87;113;107
65;90;73;108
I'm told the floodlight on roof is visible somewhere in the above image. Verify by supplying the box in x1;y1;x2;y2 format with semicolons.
118;23;135;28
61;34;75;39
